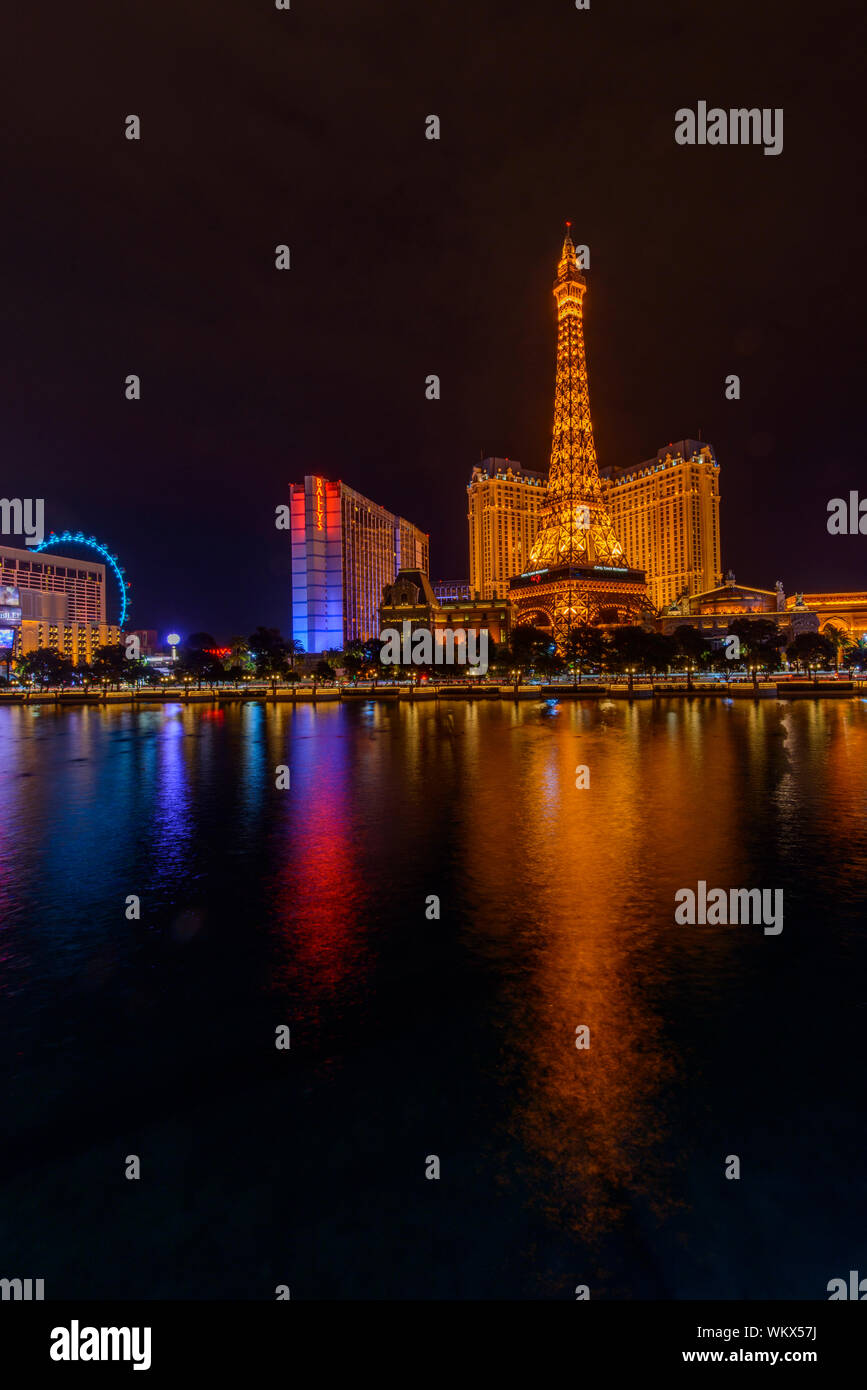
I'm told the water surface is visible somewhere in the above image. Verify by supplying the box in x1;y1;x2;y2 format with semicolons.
1;698;865;1298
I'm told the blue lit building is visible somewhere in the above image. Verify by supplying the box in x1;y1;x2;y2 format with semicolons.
289;476;429;652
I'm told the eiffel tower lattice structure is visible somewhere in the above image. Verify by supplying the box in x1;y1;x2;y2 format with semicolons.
510;227;650;649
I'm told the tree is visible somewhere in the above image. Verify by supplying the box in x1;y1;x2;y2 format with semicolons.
786;632;835;679
486;640;512;680
314;658;335;681
361;638;382;668
728;618;784;684
535;647;566;679
562;627;605;686
18;649;74;689
174;648;223;688
606;626;651;675
644;632;678;674
91;643;130;691
672;624;706;663
124;657;153;688
56;655;75;687
248;626;292;691
228;636;252;672
841;633;867;674
144;663;165;688
185;632;217;652
823;624;850;671
510;625;553;678
672;624;708;688
344;638;388;679
343;639;367;680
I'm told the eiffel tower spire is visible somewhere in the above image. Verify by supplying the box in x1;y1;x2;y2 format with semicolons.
510;228;648;645
529;225;628;569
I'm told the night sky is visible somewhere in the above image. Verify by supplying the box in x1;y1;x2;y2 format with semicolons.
5;0;865;639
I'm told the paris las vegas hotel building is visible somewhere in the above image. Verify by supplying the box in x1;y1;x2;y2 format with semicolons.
459;229;865;642
466;445;867;646
467;440;722;614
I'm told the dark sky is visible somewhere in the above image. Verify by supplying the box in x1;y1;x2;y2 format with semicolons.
5;0;865;639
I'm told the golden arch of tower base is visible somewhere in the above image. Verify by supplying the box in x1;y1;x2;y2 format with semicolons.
511;567;651;648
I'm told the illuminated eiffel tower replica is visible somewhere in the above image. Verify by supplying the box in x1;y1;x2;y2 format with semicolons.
510;227;649;649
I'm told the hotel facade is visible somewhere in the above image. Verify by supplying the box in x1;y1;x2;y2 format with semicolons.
289;476;429;652
0;543;107;622
0;544;120;666
599;440;722;612
14;619;123;665
467;459;545;601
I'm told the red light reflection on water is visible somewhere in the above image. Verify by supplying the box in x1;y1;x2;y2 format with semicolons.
267;713;369;1017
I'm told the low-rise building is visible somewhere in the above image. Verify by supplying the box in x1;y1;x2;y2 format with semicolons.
784;591;867;645
380;568;512;648
655;572;817;645
15;619;123;666
432;580;471;602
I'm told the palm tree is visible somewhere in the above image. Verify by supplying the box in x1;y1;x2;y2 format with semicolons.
228;636;252;674
342;640;367;682
824;624;849;672
248;627;293;695
841;633;866;678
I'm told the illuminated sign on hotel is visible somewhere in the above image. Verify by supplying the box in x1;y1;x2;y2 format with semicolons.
314;477;325;531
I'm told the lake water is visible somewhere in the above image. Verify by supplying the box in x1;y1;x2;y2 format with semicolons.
1;697;866;1299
